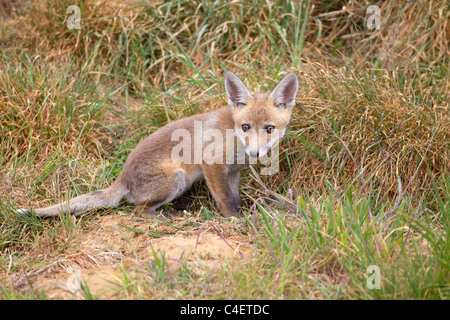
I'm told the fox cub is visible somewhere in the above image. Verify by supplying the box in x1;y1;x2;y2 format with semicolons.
17;72;298;218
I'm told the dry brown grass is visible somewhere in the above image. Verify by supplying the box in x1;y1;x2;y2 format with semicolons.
0;0;448;300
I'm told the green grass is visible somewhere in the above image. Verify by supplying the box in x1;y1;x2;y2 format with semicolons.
0;0;448;299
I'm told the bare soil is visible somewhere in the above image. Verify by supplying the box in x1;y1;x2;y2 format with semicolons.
4;213;254;299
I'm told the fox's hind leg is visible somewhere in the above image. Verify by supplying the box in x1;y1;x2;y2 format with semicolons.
127;168;187;216
132;200;160;216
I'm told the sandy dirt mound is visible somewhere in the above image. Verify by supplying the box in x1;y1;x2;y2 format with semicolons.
7;213;254;299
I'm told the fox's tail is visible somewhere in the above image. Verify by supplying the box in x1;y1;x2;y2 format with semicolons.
16;183;127;218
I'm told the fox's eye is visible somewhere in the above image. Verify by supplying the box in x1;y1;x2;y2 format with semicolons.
266;125;275;134
242;124;250;132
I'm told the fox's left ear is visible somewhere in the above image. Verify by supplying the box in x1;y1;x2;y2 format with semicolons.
270;73;298;109
225;71;251;109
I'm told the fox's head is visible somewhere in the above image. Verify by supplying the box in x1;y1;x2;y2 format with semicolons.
225;72;298;158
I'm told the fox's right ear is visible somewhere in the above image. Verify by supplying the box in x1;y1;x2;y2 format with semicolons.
225;72;251;109
270;72;298;109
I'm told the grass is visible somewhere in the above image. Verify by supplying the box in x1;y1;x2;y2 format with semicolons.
0;0;449;299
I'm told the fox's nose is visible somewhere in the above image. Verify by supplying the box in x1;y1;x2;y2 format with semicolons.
249;150;259;158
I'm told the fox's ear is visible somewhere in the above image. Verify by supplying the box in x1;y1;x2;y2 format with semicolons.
225;71;251;108
270;73;298;109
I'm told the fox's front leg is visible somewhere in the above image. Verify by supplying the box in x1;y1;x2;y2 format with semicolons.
227;169;243;212
202;164;241;217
